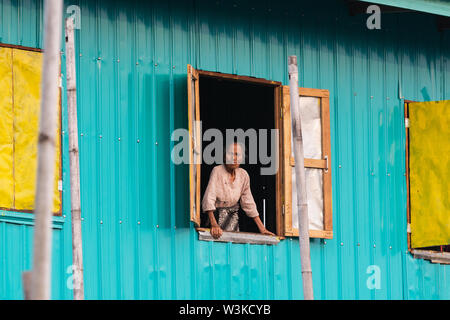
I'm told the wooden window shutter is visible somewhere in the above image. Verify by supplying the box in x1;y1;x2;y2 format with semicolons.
187;65;201;226
281;85;332;239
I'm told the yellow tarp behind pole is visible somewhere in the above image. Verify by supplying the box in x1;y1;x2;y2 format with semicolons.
409;100;450;248
13;49;43;210
0;47;61;213
0;47;14;209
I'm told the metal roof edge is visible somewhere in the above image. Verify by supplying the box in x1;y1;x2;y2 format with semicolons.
358;0;450;17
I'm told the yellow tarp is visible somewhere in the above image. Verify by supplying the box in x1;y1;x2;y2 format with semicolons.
409;100;450;248
13;49;43;210
0;48;14;209
0;47;61;213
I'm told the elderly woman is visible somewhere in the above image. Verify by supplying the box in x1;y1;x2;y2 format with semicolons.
202;142;275;239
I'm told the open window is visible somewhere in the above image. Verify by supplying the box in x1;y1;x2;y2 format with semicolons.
404;100;450;264
0;44;61;215
187;65;332;243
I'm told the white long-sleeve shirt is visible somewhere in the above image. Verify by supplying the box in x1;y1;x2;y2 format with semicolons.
201;164;259;218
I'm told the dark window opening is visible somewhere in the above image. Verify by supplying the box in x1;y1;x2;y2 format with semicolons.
199;76;276;234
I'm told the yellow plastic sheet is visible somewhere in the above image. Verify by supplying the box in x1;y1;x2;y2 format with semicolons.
13;49;42;210
0;47;61;213
0;47;14;209
12;49;61;213
409;100;450;248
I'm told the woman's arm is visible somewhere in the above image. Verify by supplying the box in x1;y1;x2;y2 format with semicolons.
252;216;275;236
207;210;223;239
202;168;222;238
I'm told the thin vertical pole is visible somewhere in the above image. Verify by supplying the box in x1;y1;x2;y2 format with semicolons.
65;17;85;300
29;0;63;300
263;199;266;227
288;55;314;300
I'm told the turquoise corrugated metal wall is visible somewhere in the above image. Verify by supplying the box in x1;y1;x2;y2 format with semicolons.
0;0;449;300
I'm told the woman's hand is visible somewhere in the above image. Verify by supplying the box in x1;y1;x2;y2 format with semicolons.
252;216;275;236
210;225;223;239
207;211;223;239
260;228;275;236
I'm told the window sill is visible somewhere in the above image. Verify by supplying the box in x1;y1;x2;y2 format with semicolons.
0;209;65;230
197;228;280;245
411;249;450;265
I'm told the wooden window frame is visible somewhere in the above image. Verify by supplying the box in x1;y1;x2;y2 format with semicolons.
0;43;62;216
281;86;333;239
187;65;284;242
187;65;201;226
404;100;450;263
187;65;332;242
404;100;413;251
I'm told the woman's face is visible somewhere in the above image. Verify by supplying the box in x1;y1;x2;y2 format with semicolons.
225;143;243;170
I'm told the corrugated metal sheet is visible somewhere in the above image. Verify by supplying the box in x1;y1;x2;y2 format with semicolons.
0;0;449;300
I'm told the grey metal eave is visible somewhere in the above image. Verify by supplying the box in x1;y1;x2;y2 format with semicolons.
359;0;450;17
412;249;450;264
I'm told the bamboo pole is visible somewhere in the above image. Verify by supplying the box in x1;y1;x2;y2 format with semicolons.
22;272;32;300
288;55;314;300
28;0;63;300
65;17;85;300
